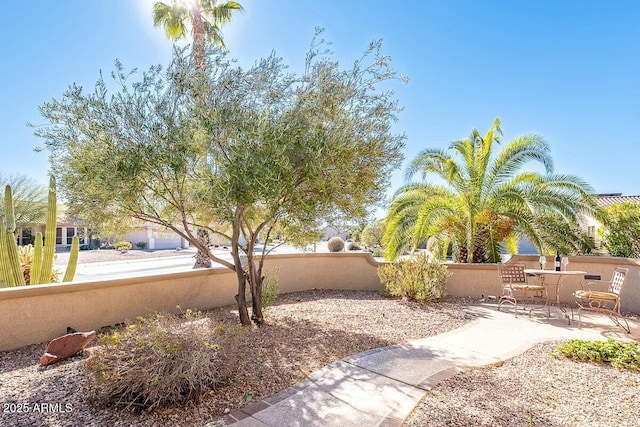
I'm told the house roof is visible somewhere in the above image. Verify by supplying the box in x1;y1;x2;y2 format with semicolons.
596;194;640;208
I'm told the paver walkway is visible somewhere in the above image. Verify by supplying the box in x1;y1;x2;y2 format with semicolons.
211;305;639;427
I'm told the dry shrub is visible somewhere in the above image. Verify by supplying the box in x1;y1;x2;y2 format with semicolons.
327;236;344;252
84;310;245;412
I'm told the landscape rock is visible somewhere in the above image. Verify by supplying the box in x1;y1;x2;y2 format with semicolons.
39;331;97;366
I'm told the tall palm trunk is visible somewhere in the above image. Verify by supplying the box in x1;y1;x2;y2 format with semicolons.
189;5;210;268
191;5;206;71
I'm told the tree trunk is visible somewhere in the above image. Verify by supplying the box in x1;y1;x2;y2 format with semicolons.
234;267;251;325
458;244;468;263
231;208;251;325
191;6;206;71
247;257;264;325
193;228;212;269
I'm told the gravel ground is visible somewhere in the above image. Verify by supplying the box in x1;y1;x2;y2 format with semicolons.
0;290;469;427
404;340;640;427
2;290;638;427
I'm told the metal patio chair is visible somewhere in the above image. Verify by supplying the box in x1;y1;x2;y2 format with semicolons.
574;267;630;333
497;263;546;317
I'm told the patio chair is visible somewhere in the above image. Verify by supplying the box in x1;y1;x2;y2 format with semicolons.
574;267;630;333
497;263;546;317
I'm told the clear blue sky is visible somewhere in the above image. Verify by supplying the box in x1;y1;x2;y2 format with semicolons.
2;0;639;212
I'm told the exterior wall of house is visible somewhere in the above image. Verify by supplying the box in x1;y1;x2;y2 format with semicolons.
17;225;92;248
322;226;347;241
122;224;190;250
1;253;639;351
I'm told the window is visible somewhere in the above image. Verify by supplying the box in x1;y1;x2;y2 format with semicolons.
66;227;76;245
56;227;62;245
587;226;596;238
77;228;86;244
20;228;34;245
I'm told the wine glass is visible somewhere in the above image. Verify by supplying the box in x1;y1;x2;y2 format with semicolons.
539;255;547;270
561;256;569;271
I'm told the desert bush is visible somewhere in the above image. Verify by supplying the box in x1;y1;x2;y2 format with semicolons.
348;242;361;250
17;244;60;285
85;311;245;411
135;241;147;250
377;253;449;302
371;248;385;257
261;271;280;307
327;236;344;252
113;241;132;251
554;338;640;371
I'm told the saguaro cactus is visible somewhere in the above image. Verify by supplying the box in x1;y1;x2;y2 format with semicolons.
0;221;7;286
62;235;79;282
1;177;79;287
32;176;58;285
30;232;44;284
31;176;79;285
1;185;26;287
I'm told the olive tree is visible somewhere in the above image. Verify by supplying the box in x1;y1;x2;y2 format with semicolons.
599;202;640;258
361;221;385;248
35;34;405;325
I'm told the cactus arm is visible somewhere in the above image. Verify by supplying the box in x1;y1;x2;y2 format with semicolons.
41;176;57;280
2;186;25;287
62;235;79;282
31;232;44;285
4;233;25;287
0;217;9;287
4;185;16;233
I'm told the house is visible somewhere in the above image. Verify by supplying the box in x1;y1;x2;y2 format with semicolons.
578;193;640;248
322;225;348;241
121;223;190;250
16;206;189;250
16;209;93;248
512;193;640;255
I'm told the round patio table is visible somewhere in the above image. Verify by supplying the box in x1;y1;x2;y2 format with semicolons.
523;269;587;323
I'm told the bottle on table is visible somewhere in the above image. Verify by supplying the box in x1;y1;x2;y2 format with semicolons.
555;251;561;271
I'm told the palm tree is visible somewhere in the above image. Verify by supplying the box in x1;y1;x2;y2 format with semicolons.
384;118;596;262
153;0;243;69
153;0;243;268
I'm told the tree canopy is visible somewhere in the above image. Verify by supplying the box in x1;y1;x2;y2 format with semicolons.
384;118;596;262
0;173;47;230
35;33;406;324
599;201;640;258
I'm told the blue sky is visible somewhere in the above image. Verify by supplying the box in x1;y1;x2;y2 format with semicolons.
2;0;639;214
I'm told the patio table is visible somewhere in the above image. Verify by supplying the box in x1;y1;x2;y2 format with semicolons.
523;269;587;324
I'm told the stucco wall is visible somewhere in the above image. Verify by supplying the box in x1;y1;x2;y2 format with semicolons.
0;253;382;351
447;256;640;313
1;253;639;352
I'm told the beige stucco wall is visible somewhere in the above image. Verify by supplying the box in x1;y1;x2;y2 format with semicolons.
447;256;640;314
1;253;638;352
0;253;383;351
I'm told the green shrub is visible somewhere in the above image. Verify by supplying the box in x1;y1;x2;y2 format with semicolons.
361;221;385;248
372;248;385;257
327;236;344;252
135;241;147;250
377;253;450;302
554;338;640;371
261;271;280;307
113;241;132;251
348;242;361;250
85;311;245;411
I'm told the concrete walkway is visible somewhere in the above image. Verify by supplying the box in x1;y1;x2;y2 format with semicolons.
211;305;639;427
